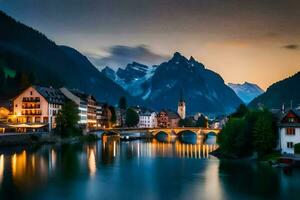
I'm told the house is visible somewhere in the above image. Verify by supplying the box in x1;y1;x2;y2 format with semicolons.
210;115;228;129
97;103;113;128
0;107;10;121
278;109;300;154
157;110;180;128
138;111;157;128
11;86;66;132
60;88;97;131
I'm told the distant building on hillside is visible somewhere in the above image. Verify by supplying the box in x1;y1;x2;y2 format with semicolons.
157;110;180;128
210;115;228;129
11;86;66;132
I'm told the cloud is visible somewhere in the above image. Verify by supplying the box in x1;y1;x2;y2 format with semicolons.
282;44;299;50
87;45;170;70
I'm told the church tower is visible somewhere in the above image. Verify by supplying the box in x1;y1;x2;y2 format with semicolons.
177;89;186;119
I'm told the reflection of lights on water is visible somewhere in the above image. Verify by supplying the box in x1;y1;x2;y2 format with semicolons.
133;140;218;159
0;154;4;185
12;151;27;178
113;141;116;157
50;149;57;171
88;149;96;178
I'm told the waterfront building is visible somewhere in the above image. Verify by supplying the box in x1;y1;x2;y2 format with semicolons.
157;110;180;128
97;103;112;128
138;111;157;128
11;86;66;132
60;88;97;131
278;109;300;154
0;107;10;121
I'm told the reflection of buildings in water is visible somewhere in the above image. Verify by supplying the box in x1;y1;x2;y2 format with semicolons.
10;150;48;188
128;140;218;159
49;149;57;173
101;139;119;164
87;145;97;178
0;155;4;185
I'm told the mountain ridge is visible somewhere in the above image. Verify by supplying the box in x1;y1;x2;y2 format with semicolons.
228;82;264;104
249;71;300;109
102;52;243;116
0;10;136;105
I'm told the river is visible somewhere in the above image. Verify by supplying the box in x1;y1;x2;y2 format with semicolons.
0;137;299;200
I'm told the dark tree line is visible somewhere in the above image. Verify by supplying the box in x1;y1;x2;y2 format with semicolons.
218;104;277;158
0;65;35;103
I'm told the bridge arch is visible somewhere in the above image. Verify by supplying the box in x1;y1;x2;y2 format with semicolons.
102;130;120;139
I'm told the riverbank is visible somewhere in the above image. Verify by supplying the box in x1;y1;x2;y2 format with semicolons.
0;132;99;147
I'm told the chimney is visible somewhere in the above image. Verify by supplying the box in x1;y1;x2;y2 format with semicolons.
281;103;285;113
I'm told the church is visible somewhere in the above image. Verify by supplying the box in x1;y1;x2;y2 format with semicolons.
177;90;186;119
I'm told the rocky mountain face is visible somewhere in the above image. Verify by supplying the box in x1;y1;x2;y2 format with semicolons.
102;52;243;116
249;71;300;109
0;11;135;105
228;82;264;104
102;62;156;98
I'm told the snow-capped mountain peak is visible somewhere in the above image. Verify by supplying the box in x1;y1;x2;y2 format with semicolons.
228;82;264;104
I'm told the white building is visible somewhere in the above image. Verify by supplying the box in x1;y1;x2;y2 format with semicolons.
138;111;157;128
12;86;65;132
278;109;300;154
60;88;98;131
60;87;88;128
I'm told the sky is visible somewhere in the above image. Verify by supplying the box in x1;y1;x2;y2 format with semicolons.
1;0;300;90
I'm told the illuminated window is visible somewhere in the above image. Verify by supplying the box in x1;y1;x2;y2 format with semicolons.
286;128;296;135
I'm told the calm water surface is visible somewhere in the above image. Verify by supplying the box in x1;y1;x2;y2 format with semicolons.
0;138;299;200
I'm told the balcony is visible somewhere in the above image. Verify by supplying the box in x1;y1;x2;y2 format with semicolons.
22;105;41;109
22;97;40;102
21;110;42;115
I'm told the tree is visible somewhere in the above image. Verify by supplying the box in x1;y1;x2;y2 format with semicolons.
253;111;276;156
179;118;196;127
294;143;300;154
56;101;81;137
118;96;127;110
109;106;117;124
125;108;139;127
218;118;249;157
0;67;5;93
196;115;208;127
230;104;248;118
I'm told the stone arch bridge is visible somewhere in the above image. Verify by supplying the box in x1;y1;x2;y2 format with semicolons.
94;127;220;138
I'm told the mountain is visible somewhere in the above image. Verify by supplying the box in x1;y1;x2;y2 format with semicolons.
102;52;243;115
249;71;300;109
101;62;156;98
0;11;134;104
228;82;264;104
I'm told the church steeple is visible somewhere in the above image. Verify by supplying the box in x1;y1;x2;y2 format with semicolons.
178;89;186;119
179;88;184;102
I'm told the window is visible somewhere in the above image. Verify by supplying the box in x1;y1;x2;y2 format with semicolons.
286;128;296;135
288;117;295;123
30;91;33;95
15;104;18;107
287;142;294;149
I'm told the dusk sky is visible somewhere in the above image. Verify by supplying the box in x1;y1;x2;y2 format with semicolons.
1;0;300;90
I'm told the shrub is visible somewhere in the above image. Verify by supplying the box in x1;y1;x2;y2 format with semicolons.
294;143;300;154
